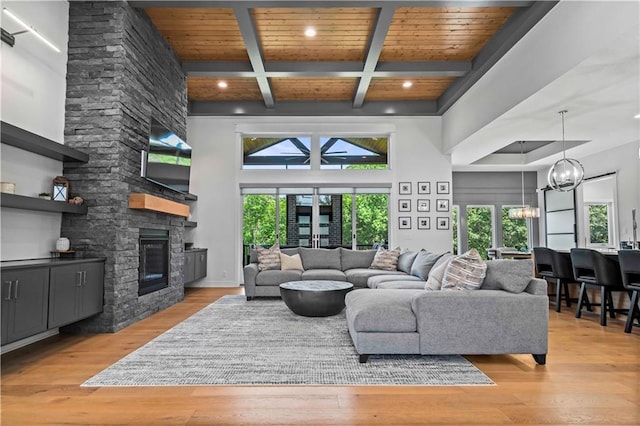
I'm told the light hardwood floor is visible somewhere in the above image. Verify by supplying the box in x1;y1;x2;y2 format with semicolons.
2;287;639;425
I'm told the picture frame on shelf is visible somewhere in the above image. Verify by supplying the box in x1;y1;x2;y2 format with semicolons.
417;199;430;212
398;199;411;212
436;217;450;230
417;217;431;230
436;199;449;212
436;181;450;194
399;182;412;195
417;182;431;194
399;216;411;229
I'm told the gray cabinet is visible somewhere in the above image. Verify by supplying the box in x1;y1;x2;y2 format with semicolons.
184;249;207;284
1;268;50;345
48;262;104;329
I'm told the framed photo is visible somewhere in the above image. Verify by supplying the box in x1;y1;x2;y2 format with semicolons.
417;182;431;194
436;181;450;194
417;199;430;212
436;217;450;230
417;217;431;230
398;199;411;212
399;182;412;195
436;199;449;212
398;216;411;229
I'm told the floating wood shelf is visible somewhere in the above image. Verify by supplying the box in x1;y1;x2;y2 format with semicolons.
1;193;88;214
1;121;89;163
128;193;189;217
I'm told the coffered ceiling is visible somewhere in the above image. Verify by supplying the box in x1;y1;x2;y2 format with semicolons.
131;1;556;116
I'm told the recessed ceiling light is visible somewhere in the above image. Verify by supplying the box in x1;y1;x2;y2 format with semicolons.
634;113;640;119
304;27;316;38
218;81;228;89
402;81;413;88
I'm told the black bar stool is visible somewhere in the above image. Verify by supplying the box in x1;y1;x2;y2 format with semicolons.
533;247;579;312
570;248;626;326
618;250;640;333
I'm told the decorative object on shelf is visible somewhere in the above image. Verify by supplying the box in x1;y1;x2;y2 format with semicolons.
436;181;450;194
55;237;70;251
436;199;450;212
0;181;15;194
417;182;431;194
398;216;411;229
417;217;431;230
547;110;584;192
69;195;84;205
50;250;76;259
509;141;540;219
398;199;411;212
398;182;411;195
38;192;51;200
633;208;638;249
417;199;430;212
436;217;450;230
52;176;69;202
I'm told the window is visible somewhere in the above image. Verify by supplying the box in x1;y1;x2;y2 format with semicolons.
242;136;311;169
502;206;529;251
452;205;459;255
320;137;388;170
466;206;494;260
586;203;613;247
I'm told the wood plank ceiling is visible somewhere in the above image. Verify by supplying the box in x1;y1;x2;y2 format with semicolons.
138;1;557;116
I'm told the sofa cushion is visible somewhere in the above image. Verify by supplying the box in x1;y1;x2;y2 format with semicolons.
425;255;454;291
370;246;401;271
441;249;487;291
482;259;533;293
345;268;406;288
255;269;303;286
281;247;300;256
377;281;427;290
340;248;377;271
368;274;421;288
397;250;419;274
346;289;422;332
410;250;444;280
256;243;281;271
280;253;304;271
301;269;347;281
299;247;341;270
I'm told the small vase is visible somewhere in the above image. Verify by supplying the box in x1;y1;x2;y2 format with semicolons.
56;237;70;251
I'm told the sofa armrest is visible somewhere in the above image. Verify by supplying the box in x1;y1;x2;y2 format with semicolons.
243;263;259;298
525;278;548;295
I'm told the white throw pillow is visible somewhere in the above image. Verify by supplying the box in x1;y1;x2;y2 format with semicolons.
370;246;401;271
256;243;281;271
441;249;487;291
280;252;304;271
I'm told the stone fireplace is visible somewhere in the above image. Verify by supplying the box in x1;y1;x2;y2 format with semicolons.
60;1;188;333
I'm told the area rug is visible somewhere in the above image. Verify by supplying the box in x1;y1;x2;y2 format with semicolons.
82;295;493;386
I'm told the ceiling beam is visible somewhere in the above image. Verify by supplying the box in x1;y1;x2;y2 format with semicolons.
353;6;395;108
189;100;437;116
183;61;471;78
131;1;534;8
436;0;558;114
232;5;274;108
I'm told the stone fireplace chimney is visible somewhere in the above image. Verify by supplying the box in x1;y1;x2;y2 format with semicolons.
61;1;188;332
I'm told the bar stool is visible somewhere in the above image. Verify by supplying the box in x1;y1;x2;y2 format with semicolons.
618;250;640;333
570;248;626;326
533;247;579;312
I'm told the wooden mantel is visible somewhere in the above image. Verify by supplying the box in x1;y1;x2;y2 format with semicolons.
128;193;190;218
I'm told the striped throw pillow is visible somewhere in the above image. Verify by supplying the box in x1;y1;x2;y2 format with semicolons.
257;243;281;271
370;246;401;271
441;249;487;291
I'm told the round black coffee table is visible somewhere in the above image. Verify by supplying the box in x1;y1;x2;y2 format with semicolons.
279;280;354;317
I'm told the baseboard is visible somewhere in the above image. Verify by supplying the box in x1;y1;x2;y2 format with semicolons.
185;280;240;288
1;329;59;354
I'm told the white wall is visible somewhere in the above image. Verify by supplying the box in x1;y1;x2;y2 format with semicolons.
187;116;452;287
1;1;69;260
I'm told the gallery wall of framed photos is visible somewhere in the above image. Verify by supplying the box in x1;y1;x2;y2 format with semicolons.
397;180;450;230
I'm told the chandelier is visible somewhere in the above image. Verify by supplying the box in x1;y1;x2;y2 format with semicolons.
547;110;584;192
509;141;540;219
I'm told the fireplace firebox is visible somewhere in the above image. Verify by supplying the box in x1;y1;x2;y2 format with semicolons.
138;229;169;296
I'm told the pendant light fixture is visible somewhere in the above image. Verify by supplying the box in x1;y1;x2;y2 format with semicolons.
508;141;540;219
547;110;584;192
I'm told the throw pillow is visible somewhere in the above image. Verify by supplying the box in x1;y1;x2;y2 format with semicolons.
256;243;281;271
370;246;401;271
280;252;304;271
482;259;533;293
397;250;419;274
410;250;444;280
424;254;454;291
441;249;487;291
